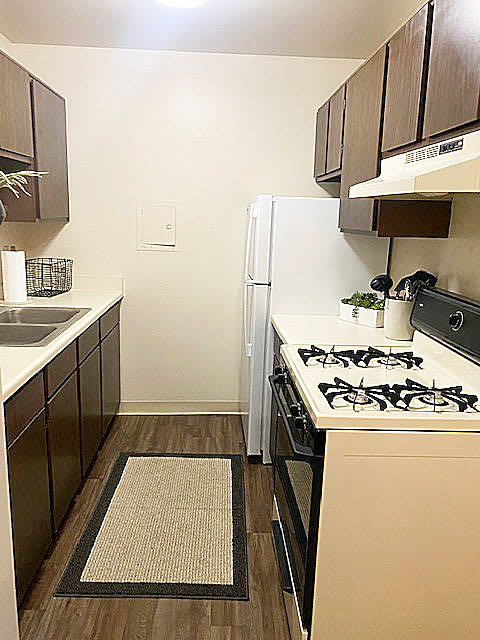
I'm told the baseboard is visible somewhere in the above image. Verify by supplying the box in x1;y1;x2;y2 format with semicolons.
118;401;241;415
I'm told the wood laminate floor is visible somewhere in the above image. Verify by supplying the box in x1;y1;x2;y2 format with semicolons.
19;415;291;640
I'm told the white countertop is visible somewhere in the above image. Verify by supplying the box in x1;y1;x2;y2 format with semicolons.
272;314;411;346
0;276;123;400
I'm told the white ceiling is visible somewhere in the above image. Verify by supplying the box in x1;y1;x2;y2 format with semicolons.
0;0;426;59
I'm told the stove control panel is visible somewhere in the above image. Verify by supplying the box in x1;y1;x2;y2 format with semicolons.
411;287;480;364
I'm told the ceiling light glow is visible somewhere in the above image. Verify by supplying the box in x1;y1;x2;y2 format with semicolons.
156;0;208;7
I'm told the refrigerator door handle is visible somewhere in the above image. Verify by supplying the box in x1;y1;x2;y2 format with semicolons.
244;202;258;283
243;281;254;358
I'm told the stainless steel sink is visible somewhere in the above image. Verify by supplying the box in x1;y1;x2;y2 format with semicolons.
0;306;91;347
0;307;82;325
0;325;58;346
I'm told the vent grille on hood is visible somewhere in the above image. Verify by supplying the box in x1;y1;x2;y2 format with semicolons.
405;144;440;164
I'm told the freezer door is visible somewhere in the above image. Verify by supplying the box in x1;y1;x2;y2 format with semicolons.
240;282;269;457
245;195;272;284
245;203;258;283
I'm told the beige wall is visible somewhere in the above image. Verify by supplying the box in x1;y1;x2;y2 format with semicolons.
391;196;480;301
0;35;361;410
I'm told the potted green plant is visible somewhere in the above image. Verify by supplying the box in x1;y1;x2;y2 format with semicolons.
0;170;46;223
340;291;385;327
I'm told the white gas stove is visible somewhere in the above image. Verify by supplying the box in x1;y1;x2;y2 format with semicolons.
279;288;480;432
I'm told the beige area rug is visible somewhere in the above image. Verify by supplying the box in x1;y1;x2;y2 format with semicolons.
55;453;248;600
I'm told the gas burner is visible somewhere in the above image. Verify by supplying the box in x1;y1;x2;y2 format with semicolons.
298;346;355;368
318;377;401;412
392;379;479;413
353;347;423;370
344;390;375;406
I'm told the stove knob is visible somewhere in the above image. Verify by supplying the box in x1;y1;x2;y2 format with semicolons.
448;310;464;332
290;403;302;417
294;415;308;430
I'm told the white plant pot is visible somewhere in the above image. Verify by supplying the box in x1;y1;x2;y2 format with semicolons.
339;302;384;328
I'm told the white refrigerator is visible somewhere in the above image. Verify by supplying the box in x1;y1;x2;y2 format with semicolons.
240;195;388;462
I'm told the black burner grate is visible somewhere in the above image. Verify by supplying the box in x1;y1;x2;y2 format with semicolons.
318;377;402;412
298;346;423;370
317;377;479;413
392;379;479;412
297;346;356;368
353;347;423;370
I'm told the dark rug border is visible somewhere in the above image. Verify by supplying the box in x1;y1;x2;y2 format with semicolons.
55;453;248;600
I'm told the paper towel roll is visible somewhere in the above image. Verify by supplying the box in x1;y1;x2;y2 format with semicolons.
1;250;28;303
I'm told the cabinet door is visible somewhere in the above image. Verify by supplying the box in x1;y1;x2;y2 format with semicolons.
0;53;34;157
314;103;329;178
339;47;387;232
383;4;430;152
7;410;51;602
101;325;120;435
0;166;37;222
326;85;345;174
423;0;480;138
31;80;70;220
79;347;102;475
48;373;81;531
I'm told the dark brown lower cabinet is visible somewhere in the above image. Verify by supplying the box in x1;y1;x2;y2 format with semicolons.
79;347;102;475
4;303;121;605
48;373;81;531
7;409;51;602
101;324;120;436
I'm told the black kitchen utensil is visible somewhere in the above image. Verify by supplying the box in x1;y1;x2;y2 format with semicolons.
395;270;437;297
370;274;393;299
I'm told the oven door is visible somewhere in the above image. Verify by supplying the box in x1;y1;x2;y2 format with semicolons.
269;373;322;631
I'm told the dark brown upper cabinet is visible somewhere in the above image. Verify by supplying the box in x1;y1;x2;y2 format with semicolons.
423;0;480;138
382;4;431;152
0;57;69;222
339;47;387;232
314;85;346;183
31;80;70;220
314;102;329;179
339;43;451;237
326;85;346;174
0;53;34;159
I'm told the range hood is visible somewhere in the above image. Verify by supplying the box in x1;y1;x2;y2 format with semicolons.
349;130;480;200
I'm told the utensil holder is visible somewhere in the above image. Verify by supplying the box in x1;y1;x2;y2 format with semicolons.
384;299;414;341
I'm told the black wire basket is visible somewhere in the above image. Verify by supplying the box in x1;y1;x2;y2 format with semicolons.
26;258;73;297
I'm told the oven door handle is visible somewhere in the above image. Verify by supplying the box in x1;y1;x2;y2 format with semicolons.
269;375;314;458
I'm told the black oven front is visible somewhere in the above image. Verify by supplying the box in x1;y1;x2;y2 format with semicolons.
269;364;325;634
